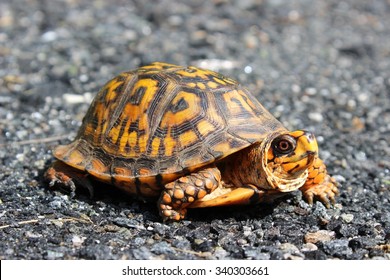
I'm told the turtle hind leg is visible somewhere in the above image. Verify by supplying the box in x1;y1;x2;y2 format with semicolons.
44;160;94;198
158;166;221;221
299;156;339;207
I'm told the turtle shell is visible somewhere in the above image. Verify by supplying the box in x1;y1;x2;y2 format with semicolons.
53;62;285;196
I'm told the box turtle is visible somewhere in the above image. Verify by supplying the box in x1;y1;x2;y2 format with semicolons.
45;62;338;221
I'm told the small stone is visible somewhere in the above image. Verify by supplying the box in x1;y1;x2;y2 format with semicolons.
291;84;301;93
354;151;367;161
25;231;41;239
214;247;229;259
341;213;354;223
304;230;335;244
308;112;324;122
244;248;270;260
62;93;84;104
279;243;300;253
301;242;318;252
305;87;317;95
72;235;86;247
46;250;64;260
322;240;351;256
132;246;153;259
49;199;62;209
133;237;145;246
41;31;58;42
332;174;346;183
151;241;175;255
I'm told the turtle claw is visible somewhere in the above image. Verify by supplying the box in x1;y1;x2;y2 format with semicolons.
300;156;339;208
159;204;187;222
301;177;338;208
45;166;77;197
44;161;94;198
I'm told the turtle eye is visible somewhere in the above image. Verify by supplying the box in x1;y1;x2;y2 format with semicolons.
272;135;296;156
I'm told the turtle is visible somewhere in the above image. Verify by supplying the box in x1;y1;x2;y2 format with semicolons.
45;62;338;221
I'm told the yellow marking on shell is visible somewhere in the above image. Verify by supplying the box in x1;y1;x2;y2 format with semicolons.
163;127;176;157
160;92;203;154
127;131;138;151
224;89;257;117
178;129;198;148
104;78;123;103
130;79;158;153
213;142;232;154
67;149;85;166
139;62;180;72
163;127;176;156
213;77;227;85
196;120;216;136
88;159;110;182
150;137;161;157
93;103;106;143
139;168;153;176
53;144;70;159
114;167;133;177
119;119;131;153
207;81;219;89
163;91;201;124
108;123;121;144
197;82;206;89
175;68;211;79
187;82;196;88
105;78;159;156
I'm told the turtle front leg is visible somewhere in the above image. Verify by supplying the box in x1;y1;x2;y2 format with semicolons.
158;166;221;221
44;160;94;198
299;156;339;207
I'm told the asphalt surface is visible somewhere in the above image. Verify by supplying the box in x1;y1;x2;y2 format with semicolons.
0;0;389;260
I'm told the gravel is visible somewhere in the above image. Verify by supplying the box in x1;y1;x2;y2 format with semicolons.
1;0;390;260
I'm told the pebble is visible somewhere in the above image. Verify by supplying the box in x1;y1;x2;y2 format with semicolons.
304;230;336;244
322;240;352;257
132;247;154;260
341;214;354;223
151;241;176;255
354;151;367;161
46;250;65;260
301;243;318;252
72;235;86;247
308;112;324;122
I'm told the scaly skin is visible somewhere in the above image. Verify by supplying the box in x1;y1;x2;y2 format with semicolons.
158;167;221;221
299;156;338;207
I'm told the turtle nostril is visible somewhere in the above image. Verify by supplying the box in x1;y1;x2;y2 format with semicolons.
304;131;315;142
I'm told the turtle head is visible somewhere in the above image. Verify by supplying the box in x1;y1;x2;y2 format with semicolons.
261;130;318;191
